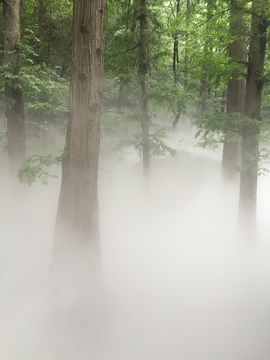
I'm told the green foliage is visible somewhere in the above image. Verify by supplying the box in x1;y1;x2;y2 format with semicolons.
19;31;69;116
235;147;270;176
18;149;66;186
117;127;176;158
21;0;73;69
149;76;191;115
23;65;69;116
0;0;269;183
195;110;234;150
194;109;268;151
149;128;176;157
0;29;69;117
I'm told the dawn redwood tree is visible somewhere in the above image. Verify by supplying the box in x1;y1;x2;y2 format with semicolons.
172;0;180;83
172;0;189;128
199;0;213;114
184;0;190;91
53;0;106;260
139;0;150;191
3;0;26;181
238;0;268;224
172;0;181;128
221;1;246;180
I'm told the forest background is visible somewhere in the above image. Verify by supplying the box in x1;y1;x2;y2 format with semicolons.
1;0;270;227
1;1;270;358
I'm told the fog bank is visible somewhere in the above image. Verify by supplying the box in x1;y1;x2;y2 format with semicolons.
1;139;270;359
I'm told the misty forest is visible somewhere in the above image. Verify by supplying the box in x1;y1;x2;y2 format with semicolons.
1;0;270;359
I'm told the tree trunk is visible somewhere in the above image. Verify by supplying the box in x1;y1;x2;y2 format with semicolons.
173;0;180;83
238;1;268;225
47;10;52;64
53;0;106;264
221;3;246;180
172;104;181;128
172;0;181;128
118;0;138;112
199;0;212;113
3;0;26;182
173;33;179;83
184;0;190;90
139;0;150;191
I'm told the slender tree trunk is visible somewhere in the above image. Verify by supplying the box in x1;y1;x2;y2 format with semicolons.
222;3;246;180
53;0;106;264
238;1;268;225
184;0;190;91
3;0;26;182
199;0;212;113
118;83;125;111
47;10;52;64
172;0;181;128
173;33;179;83
173;0;180;82
139;0;150;190
172;105;181;128
130;0;138;33
220;89;227;113
118;0;138;112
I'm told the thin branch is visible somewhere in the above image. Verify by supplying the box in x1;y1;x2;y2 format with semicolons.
125;43;140;52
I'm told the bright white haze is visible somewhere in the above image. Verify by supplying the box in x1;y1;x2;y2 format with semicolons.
1;130;270;360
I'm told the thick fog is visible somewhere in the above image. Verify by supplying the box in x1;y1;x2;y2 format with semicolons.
1;126;270;360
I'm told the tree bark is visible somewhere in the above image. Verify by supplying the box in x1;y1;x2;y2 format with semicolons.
172;0;181;128
139;0;150;191
238;1;268;225
173;0;180;82
221;3;246;180
172;104;181;128
184;0;190;91
199;0;212;113
173;32;179;83
47;10;52;64
53;0;106;264
3;0;26;182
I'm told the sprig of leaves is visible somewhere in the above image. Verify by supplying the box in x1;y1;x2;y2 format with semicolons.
116;127;176;158
18;148;67;186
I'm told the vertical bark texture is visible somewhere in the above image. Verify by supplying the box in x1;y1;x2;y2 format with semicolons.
54;0;106;256
222;3;246;180
3;0;26;180
139;0;150;187
238;1;268;224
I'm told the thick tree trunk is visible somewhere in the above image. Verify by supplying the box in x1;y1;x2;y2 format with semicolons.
53;0;106;263
222;4;246;180
238;2;268;225
3;0;26;181
139;0;150;189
